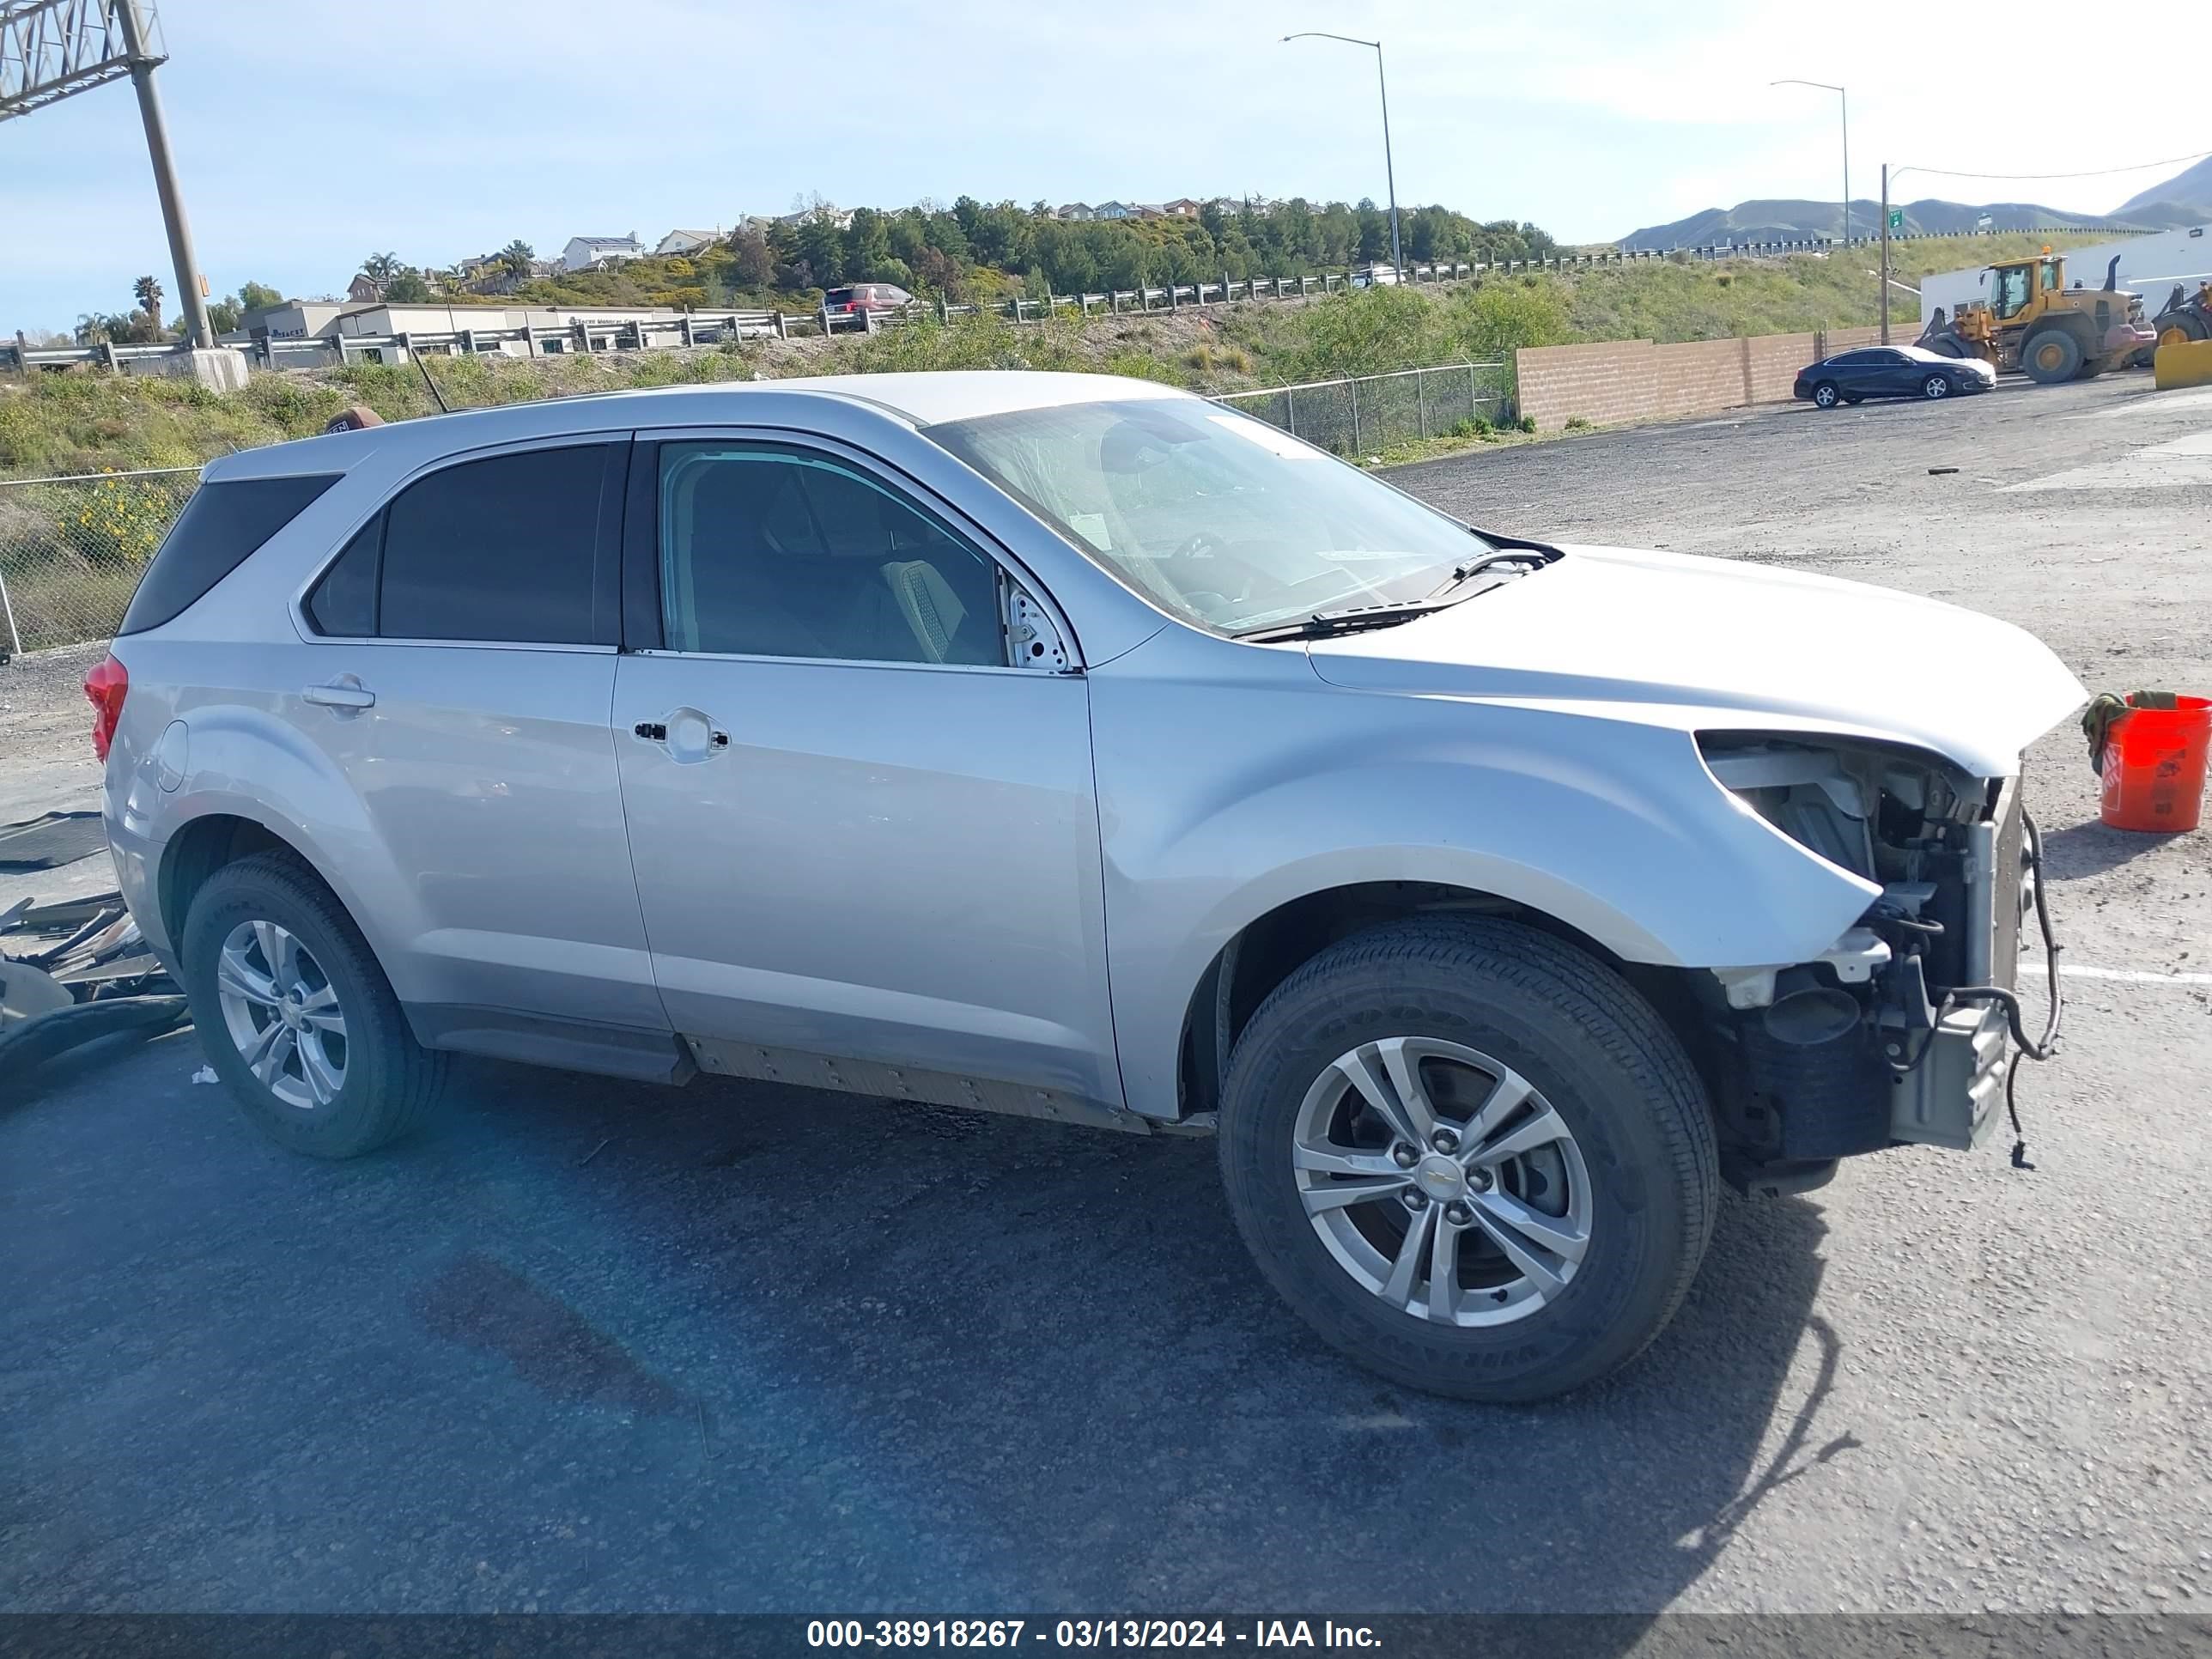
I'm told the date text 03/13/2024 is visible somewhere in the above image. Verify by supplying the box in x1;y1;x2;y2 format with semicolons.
805;1619;1382;1648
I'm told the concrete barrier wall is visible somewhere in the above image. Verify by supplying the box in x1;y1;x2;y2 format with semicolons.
1517;323;1913;431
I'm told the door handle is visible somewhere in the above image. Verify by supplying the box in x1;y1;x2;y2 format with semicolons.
302;678;375;711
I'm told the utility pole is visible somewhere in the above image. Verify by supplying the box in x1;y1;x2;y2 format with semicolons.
1879;163;1891;343
113;3;211;347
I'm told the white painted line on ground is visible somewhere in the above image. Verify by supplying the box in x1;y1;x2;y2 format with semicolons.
2084;388;2212;419
2021;962;2212;985
2004;428;2212;491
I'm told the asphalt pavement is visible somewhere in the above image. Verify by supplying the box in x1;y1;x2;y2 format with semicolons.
3;372;2209;1619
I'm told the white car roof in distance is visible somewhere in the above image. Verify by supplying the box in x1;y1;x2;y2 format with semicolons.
203;371;1189;483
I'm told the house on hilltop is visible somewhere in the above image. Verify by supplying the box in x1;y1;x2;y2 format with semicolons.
655;228;721;257
561;234;645;272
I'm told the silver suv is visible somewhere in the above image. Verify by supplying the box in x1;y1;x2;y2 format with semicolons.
94;373;2084;1401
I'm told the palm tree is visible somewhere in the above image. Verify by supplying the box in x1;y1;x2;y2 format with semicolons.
132;275;164;336
499;240;534;279
360;252;404;292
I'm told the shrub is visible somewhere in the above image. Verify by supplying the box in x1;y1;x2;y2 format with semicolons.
1517;415;1537;434
1565;416;1591;430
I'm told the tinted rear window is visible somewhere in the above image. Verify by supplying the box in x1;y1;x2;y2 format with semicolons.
375;445;613;643
118;474;338;635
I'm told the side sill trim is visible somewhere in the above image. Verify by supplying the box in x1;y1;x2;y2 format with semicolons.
404;1003;696;1086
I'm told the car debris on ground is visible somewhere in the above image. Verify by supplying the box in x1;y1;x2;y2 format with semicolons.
0;876;185;1098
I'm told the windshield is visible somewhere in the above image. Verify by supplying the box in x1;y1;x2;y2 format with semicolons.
924;397;1491;634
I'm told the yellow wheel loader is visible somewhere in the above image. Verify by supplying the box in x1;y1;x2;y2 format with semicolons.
1918;253;2157;384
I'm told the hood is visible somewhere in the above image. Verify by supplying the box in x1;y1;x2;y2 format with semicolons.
1304;544;2087;778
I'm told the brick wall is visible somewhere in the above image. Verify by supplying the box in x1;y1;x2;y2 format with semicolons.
1518;324;1893;431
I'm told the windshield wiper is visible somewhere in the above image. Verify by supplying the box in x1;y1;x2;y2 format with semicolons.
1236;600;1453;641
1425;537;1564;600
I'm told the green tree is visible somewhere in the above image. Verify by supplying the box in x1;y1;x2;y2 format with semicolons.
384;268;432;303
499;240;535;278
235;281;283;313
360;252;405;290
794;212;845;289
726;224;774;289
843;208;894;281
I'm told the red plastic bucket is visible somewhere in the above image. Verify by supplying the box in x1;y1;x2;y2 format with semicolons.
2100;695;2211;833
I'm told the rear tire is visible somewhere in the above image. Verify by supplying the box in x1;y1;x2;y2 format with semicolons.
1216;918;1719;1403
1811;381;1840;409
2023;329;2082;384
180;851;447;1158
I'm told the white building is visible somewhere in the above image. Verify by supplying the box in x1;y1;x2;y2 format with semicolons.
1917;224;2212;325
655;228;720;257
561;234;645;272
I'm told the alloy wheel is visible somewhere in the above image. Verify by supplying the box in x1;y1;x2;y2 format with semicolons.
1291;1036;1593;1327
215;920;348;1109
1924;376;1950;398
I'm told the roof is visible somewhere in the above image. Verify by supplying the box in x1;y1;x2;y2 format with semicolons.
660;228;717;240
203;372;1190;481
567;234;641;248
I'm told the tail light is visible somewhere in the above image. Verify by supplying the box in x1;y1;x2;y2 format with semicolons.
83;653;128;761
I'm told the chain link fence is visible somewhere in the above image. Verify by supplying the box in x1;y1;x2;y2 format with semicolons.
0;468;201;657
1213;362;1513;458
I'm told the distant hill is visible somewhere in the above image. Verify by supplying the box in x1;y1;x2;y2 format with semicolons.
2114;155;2212;222
1620;196;2147;249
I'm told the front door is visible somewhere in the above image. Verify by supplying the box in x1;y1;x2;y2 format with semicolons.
610;436;1121;1110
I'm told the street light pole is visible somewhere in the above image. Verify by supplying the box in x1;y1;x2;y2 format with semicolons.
1284;32;1401;274
1771;80;1849;252
113;1;212;348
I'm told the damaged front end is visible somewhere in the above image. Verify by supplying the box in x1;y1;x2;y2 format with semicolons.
1695;737;2059;1194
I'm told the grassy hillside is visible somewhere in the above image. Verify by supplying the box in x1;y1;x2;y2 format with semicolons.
0;230;2112;480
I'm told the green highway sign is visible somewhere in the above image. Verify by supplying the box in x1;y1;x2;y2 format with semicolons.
1888;209;1905;230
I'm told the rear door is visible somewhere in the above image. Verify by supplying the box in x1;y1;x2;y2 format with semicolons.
609;432;1119;1110
292;437;667;1041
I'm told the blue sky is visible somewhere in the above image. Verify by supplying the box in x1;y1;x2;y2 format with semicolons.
4;0;2206;337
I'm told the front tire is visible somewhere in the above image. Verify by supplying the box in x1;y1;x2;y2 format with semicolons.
180;851;447;1158
1922;374;1952;399
2023;329;2082;384
1217;919;1719;1403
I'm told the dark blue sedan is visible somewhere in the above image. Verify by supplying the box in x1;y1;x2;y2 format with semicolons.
1793;344;1996;410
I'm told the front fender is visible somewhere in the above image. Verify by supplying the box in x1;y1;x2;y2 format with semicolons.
1091;652;1876;1118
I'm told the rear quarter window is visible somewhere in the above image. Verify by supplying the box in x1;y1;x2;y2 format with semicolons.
117;473;339;635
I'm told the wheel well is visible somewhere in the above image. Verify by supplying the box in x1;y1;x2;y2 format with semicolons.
1174;883;1701;1117
158;814;301;945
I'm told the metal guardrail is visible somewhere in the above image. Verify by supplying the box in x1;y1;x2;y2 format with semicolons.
7;226;2160;376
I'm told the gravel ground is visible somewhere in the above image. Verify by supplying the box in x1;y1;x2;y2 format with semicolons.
3;372;2209;1620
